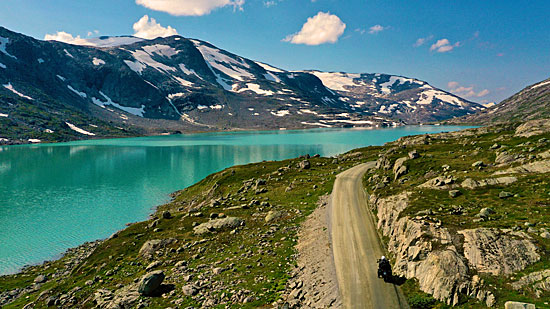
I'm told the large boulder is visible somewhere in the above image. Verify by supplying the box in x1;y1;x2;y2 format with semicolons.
494;160;550;175
193;217;244;235
138;270;165;296
393;157;409;180
265;211;284;223
458;228;540;275
94;285;141;308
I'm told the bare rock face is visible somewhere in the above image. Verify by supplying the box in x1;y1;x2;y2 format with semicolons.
504;301;536;309
461;176;517;189
94;285;140;309
369;192;494;306
139;238;177;260
494;151;517;165
458;229;539;275
537;149;550;159
515;119;550;138
193;217;244;235
494;160;550;175
511;269;550;292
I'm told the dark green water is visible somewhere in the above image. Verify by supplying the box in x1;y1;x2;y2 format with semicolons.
0;126;472;274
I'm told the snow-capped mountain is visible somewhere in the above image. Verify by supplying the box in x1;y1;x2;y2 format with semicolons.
0;26;484;143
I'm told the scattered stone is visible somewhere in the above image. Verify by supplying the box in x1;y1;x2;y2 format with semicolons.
265;211;284;223
477;208;495;219
449;190;462;198
182;284;198;296
213;267;224;275
162;211;172;219
298;160;311;169
472;161;485;168
461;176;517;189
490;143;500;149
541;232;550;239
193;217;244;235
139;239;176;260
499;191;514;199
408;150;420;159
34;275;47;284
145;261;161;271
137;270;165;296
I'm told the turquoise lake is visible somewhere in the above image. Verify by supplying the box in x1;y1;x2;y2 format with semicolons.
0;126;472;275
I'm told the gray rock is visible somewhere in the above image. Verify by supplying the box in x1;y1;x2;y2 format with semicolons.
490;143;500;149
461;176;517;189
265;211;284;223
541;232;550;239
182;284;198;296
408;150;420;159
34;275;47;284
298;160;310;169
137;270;165;296
472;161;485;168
449;190;461;198
139;239;176;259
499;191;514;199
393;157;409;180
495;152;516;165
145;261;161;271
477;208;495;218
162;211;172;219
494;159;550;175
504;301;536;309
193;217;244;235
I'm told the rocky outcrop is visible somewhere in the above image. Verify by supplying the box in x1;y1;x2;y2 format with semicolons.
138;238;177;260
515;119;550;138
461;177;517;189
193;217;244;235
458;229;540;275
494;160;550;175
94;285;140;309
504;301;536;309
419;175;457;189
511;269;550;295
369;192;494;306
393;157;408;180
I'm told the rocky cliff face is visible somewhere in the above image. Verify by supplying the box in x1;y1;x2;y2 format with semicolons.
0;26;484;143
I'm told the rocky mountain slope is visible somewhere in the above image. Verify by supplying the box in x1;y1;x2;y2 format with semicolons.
0;26;483;144
445;77;550;125
1;120;549;308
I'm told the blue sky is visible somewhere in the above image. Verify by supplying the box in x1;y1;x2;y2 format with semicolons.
1;0;549;104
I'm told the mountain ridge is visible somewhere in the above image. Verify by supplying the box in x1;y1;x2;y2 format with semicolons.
0;26;484;144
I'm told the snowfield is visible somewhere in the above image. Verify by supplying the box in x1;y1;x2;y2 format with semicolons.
3;83;34;100
92;91;145;117
65;122;95;136
92;57;105;66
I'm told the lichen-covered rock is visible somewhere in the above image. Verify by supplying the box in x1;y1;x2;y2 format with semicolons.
494;160;550;175
511;269;550;292
515;119;550;138
419;176;456;189
193;217;244;235
94;285;140;308
458;228;540;275
265;211;283;223
461;176;517;189
504;301;536;309
393;157;408;180
138;238;176;260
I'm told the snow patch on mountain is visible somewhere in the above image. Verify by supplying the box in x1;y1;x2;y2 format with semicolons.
37;58;45;64
142;44;179;58
124;60;146;74
308;71;361;91
0;113;8;117
178;64;199;78
271;110;290;117
0;36;16;59
192;40;253;81
67;85;87;98
3;83;34;100
92;91;145;117
92;57;105;66
0;62;6;69
417;88;463;106
233;83;274;96
255;61;285;73
64;49;74;58
128;48;177;73
174;76;194;87
56;75;66;81
65;122;95;136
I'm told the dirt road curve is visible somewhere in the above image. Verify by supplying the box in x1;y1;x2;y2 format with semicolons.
330;162;409;309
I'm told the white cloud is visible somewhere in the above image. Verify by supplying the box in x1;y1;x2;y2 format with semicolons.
368;24;386;34
283;12;346;46
448;81;489;98
264;0;277;7
355;28;366;35
135;0;244;16
132;15;178;39
413;35;433;47
430;38;460;53
44;31;92;45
